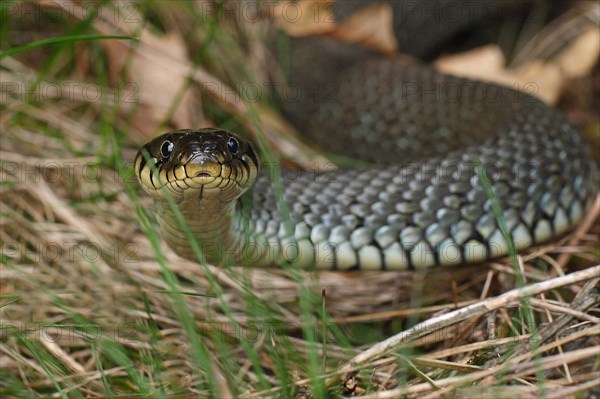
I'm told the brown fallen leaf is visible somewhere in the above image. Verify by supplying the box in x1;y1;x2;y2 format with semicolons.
272;0;397;54
128;28;202;133
435;11;599;105
434;45;511;85
271;0;337;36
100;27;203;138
554;27;600;80
511;60;564;104
434;45;564;104
329;2;397;54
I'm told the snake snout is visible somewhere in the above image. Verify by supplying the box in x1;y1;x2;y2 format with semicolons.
185;155;222;180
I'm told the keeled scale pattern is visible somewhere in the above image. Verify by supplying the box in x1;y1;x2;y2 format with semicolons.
244;61;596;270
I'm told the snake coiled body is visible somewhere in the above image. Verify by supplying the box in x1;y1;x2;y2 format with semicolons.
135;38;597;270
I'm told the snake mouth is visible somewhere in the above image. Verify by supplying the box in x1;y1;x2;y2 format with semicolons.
183;160;222;185
183;153;222;180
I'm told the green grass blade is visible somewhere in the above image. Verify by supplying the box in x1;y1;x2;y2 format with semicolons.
0;34;136;59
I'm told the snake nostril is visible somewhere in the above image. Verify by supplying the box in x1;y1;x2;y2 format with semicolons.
188;153;213;165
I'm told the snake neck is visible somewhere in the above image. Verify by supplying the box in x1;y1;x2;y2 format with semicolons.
158;190;313;268
158;193;244;264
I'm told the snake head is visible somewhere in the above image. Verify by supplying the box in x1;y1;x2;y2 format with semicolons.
134;128;259;204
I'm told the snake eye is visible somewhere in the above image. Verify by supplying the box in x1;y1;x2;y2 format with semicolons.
160;140;174;159
227;137;239;155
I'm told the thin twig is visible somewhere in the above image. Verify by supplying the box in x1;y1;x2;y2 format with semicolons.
334;266;600;382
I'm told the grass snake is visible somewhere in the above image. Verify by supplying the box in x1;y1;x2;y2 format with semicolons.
134;55;596;270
